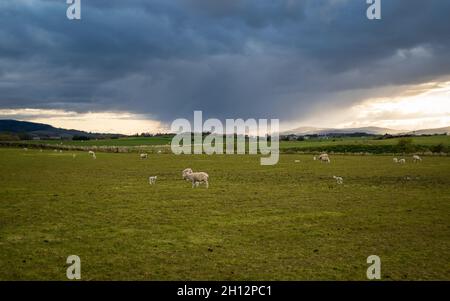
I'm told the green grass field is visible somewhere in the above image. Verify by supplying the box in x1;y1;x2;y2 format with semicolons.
0;148;449;280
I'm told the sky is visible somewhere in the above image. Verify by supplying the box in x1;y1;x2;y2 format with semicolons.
0;0;449;134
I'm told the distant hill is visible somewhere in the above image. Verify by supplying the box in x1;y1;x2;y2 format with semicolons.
282;126;450;136
404;126;450;136
281;126;405;136
0;119;124;139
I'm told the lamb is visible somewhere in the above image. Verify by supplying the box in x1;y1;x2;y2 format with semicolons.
318;153;331;163
413;155;422;163
398;158;406;164
393;158;398;163
140;153;148;159
149;176;157;185
183;170;209;188
333;176;343;185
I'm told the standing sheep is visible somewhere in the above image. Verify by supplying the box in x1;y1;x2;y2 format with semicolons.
183;170;209;188
393;158;398;163
149;176;157;185
413;155;422;163
333;176;343;185
398;158;406;164
318;153;331;163
140;153;148;159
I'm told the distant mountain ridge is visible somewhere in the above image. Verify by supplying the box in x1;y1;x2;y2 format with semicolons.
0;119;123;139
282;126;450;136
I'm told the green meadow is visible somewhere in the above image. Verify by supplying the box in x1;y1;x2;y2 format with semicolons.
0;148;449;280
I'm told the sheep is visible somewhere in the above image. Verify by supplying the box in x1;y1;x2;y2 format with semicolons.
313;156;317;161
140;153;148;159
54;149;58;152
398;158;406;164
157;150;162;154
59;150;63;153
39;149;43;152
333;176;343;185
23;147;28;151
92;153;96;160
393;158;398;163
318;153;331;163
88;150;94;155
294;160;300;163
149;176;157;185
184;170;209;188
413;155;422;163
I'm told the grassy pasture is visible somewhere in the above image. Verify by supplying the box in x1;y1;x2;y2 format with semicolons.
0;148;449;280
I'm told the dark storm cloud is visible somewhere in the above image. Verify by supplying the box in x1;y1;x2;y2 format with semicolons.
0;0;449;122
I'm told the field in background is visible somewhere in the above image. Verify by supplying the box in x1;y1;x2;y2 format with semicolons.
0;148;449;280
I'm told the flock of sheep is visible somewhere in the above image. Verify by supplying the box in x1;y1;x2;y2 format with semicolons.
309;153;422;185
24;148;424;188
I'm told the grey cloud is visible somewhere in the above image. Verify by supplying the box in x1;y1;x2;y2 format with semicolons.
0;0;449;123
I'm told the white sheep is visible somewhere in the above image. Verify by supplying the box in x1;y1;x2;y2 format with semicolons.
88;150;95;156
23;148;28;151
294;160;300;163
149;176;157;185
398;158;406;164
318;153;331;163
157;150;162;154
92;153;96;160
313;156;317;161
184;170;209;188
333;176;343;185
413;155;422;163
393;158;398;163
140;153;148;159
54;149;57;152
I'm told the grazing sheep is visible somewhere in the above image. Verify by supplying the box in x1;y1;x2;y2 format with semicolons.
333;176;343;185
413;155;422;163
398;158;406;164
393;158;398;163
59;150;63;153
92;153;96;160
140;153;148;159
149;176;157;185
184;170;209;188
23;147;28;151
157;150;162;154
54;149;58;152
294;160;300;163
318;153;331;163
